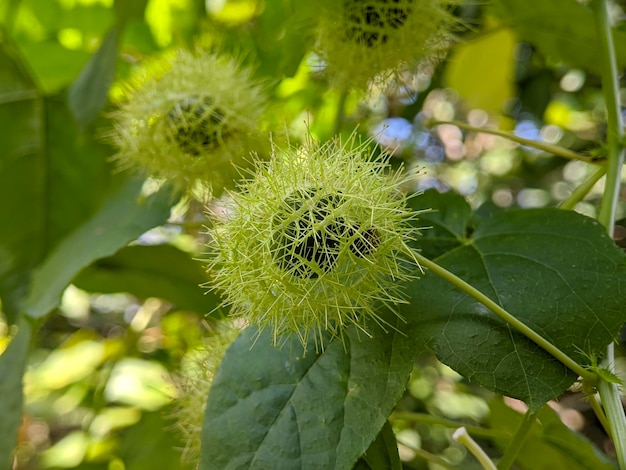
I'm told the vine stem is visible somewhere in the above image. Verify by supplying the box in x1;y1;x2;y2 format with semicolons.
592;1;626;468
427;119;598;165
453;427;497;470
558;166;606;210
414;252;595;383
391;412;505;439
496;408;538;470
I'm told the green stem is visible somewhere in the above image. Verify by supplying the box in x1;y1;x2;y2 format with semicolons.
496;408;539;470
453;427;497;470
427;120;599;165
415;253;595;383
558;166;606;210
396;438;456;470
592;1;626;468
391;412;505;439
583;384;612;437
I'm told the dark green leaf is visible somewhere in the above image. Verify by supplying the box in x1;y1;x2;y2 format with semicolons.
0;37;118;322
353;421;402;470
114;0;149;24
22;178;173;319
67;26;120;125
73;244;219;314
201;322;416;470
488;398;617;469
493;0;626;73
119;412;195;470
404;207;626;409
409;188;472;259
0;317;32;469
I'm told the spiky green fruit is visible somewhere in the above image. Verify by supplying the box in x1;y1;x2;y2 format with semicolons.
109;49;268;196
208;134;423;348
315;0;457;87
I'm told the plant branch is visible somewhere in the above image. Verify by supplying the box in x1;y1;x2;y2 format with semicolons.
415;253;596;383
391;412;505;439
496;407;538;470
558;166;606;210
453;427;497;470
592;1;626;468
427;119;600;165
396;438;456;469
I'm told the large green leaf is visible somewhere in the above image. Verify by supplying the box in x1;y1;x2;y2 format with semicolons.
201;322;416;470
404;202;626;409
0;36;43;321
488;398;617;469
73;244;219;314
0;317;32;469
493;0;626;73
0;35;136;322
22;178;173;319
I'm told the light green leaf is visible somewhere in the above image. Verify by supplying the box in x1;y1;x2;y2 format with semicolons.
404;207;626;409
22;178;173;319
488;398;617;469
67;26;120;125
444;27;516;114
73;244;220;314
0;317;32;469
201;322;416;470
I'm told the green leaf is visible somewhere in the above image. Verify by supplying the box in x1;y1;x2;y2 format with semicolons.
353;421;402;470
488;398;617;469
22;178;173;319
0;317;32;469
0;37;118;322
409;189;472;260
444;27;516;114
493;0;626;73
201;323;416;470
67;26;120;125
0;36;42;322
73;244;220;314
404;207;626;409
114;0;150;24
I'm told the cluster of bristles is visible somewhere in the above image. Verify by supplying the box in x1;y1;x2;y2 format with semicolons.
208;136;423;348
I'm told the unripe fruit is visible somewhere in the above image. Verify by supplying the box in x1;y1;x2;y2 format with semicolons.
109;50;268;196
345;0;412;47
166;96;227;156
315;0;456;88
208;134;424;348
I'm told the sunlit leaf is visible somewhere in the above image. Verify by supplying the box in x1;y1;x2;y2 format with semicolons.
444;27;516;114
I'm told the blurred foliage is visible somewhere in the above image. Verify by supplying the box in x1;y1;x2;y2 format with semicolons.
1;0;626;469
